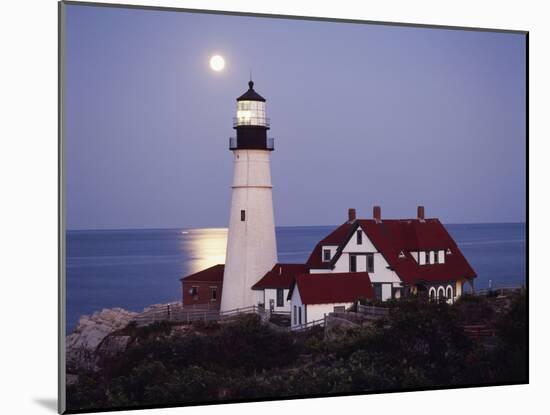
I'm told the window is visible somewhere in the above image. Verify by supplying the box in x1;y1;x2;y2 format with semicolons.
293;306;297;325
276;288;284;307
210;287;217;301
367;253;374;273
434;250;439;264
240;210;246;221
425;251;430;264
298;307;302;325
334;306;345;313
356;230;362;245
323;249;331;262
349;254;357;272
446;285;453;302
429;287;436;302
190;286;199;300
374;283;382;300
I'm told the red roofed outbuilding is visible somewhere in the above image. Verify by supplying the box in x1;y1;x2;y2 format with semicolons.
179;264;224;308
288;272;374;328
252;263;308;312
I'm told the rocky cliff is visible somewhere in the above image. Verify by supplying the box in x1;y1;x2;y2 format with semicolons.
66;308;137;372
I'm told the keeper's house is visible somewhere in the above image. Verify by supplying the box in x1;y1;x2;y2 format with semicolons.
285;206;476;328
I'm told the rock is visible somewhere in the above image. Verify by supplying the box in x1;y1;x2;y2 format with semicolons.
97;335;132;359
324;314;361;341
66;308;137;371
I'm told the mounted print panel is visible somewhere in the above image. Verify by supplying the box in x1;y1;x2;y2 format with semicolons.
59;1;528;413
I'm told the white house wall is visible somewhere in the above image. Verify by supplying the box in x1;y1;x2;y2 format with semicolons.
310;269;332;274
263;288;290;312
335;227;401;285
290;285;353;328
306;302;353;323
289;287;304;328
308;226;401;301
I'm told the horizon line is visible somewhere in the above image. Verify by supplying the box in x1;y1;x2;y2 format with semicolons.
66;220;527;232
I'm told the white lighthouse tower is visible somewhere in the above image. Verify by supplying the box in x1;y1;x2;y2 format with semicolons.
220;80;278;312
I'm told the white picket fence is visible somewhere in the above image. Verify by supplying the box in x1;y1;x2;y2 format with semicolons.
291;317;326;332
356;304;390;317
132;304;265;326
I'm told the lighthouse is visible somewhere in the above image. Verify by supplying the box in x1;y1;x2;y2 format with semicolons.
220;80;278;312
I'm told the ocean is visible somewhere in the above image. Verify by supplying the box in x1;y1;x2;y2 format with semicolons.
66;223;526;333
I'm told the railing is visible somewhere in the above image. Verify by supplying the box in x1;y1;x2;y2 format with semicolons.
132;303;266;326
291;317;326;332
270;310;291;316
229;137;275;150
473;286;524;297
219;305;265;318
463;324;496;339
357;304;390;317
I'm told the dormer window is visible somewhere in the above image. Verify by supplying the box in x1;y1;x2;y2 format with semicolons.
399;250;406;259
446;248;452;255
323;249;331;262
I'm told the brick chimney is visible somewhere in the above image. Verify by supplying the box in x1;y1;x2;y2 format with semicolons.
348;208;356;223
373;206;381;223
417;205;425;222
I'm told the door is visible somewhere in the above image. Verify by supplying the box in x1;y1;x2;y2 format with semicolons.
349;254;357;272
374;283;382;300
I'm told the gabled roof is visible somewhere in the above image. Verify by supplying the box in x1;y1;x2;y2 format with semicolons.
288;272;374;305
251;263;308;290
306;218;476;284
180;264;224;283
305;222;355;269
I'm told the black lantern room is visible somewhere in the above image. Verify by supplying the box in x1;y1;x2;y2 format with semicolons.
229;81;274;151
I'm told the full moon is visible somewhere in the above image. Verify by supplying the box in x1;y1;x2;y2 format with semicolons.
209;55;225;72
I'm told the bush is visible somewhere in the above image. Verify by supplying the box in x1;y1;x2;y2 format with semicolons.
67;294;527;411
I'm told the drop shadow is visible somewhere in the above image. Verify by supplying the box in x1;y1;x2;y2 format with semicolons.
34;398;57;413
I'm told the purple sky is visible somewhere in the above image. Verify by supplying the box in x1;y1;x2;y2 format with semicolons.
65;4;526;230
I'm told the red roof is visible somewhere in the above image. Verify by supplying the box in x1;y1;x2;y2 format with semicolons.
289;272;374;305
306;218;476;285
251;263;308;290
305;222;355;269
180;264;224;282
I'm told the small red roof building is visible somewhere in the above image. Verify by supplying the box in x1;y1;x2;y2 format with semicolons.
288;272;374;305
252;263;309;290
180;264;224;307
